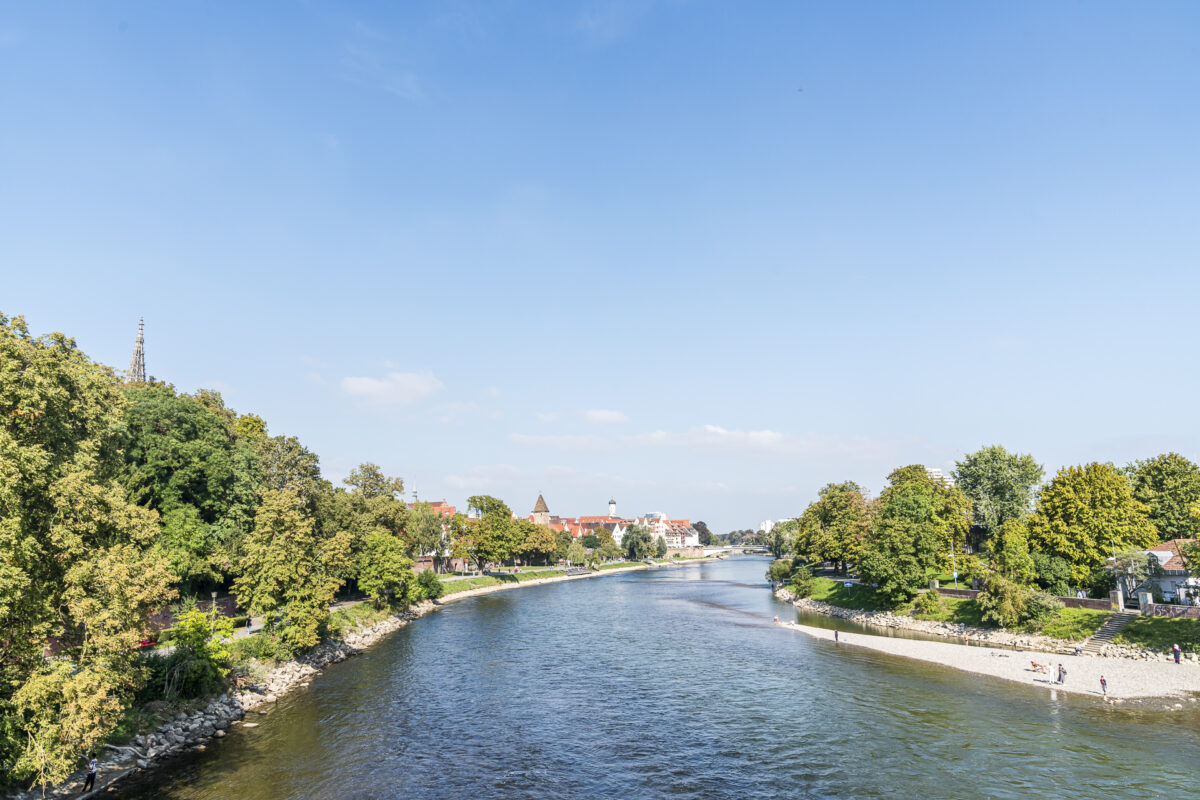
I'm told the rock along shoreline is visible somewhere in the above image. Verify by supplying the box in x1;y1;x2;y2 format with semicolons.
31;559;706;799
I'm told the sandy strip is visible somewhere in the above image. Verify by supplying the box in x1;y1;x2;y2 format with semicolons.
778;621;1200;701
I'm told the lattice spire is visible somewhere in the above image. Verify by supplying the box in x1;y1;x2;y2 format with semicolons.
128;318;146;383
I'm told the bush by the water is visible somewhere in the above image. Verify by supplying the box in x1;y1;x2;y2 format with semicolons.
417;569;445;599
977;574;1063;628
138;611;234;702
911;590;944;616
766;559;793;584
788;565;816;598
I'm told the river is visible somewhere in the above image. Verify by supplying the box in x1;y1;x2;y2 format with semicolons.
114;556;1200;799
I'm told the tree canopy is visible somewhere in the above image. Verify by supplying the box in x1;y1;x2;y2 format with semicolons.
1125;452;1200;541
1026;463;1157;586
954;445;1042;545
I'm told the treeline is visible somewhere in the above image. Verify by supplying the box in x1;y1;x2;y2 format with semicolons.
0;314;577;787
766;445;1200;623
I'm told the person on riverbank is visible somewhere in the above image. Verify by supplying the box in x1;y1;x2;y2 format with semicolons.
82;752;97;793
1056;664;1066;685
834;630;839;642
1100;676;1107;696
1174;644;1181;664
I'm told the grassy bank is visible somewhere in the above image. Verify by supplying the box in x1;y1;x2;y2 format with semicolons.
1114;616;1200;651
798;577;1113;643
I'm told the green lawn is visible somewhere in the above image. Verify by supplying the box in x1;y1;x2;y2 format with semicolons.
1035;607;1111;641
798;578;1110;642
595;561;643;570
1114;616;1200;652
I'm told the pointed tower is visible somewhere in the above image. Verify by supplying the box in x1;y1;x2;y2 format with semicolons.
127;318;146;383
531;493;550;527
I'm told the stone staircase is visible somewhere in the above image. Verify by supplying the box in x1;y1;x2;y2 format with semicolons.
1080;611;1139;655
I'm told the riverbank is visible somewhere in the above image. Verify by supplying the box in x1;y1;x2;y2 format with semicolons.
776;620;1200;703
37;558;713;799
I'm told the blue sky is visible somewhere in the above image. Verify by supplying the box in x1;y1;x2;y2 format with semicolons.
2;1;1198;531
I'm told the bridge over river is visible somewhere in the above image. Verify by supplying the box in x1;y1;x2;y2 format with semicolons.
112;556;1200;799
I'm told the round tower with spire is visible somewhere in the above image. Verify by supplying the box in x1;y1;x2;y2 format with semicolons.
608;498;617;518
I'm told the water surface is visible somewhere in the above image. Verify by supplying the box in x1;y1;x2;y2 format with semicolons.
114;557;1200;799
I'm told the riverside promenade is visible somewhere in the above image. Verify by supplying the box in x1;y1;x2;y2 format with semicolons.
777;620;1200;702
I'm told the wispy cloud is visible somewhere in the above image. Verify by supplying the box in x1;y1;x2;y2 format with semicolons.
341;371;444;405
444;464;520;491
575;0;652;45
510;424;911;460
341;42;423;100
583;408;628;424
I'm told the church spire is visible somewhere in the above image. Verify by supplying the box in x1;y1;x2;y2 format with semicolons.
128;318;145;383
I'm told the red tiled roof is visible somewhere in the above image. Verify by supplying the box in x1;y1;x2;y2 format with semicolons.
1147;539;1196;572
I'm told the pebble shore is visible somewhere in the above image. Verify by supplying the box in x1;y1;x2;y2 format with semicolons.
775;589;1200;702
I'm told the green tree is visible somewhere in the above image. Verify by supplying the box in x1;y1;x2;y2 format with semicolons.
597;541;623;560
356;529;417;608
117;384;258;588
795;482;871;572
233;489;349;651
623;525;654;560
407;502;447;566
987;519;1036;585
0;314;175;786
150;609;235;700
519;521;558;565
566;540;587;565
1026;463;1157;586
1125;452;1200;541
416;568;445;599
858;465;968;605
1031;552;1072;596
655;536;668;558
954;445;1043;546
764;520;796;559
466;495;520;569
553;527;573;562
580;533;601;549
766;558;794;584
693;521;713;546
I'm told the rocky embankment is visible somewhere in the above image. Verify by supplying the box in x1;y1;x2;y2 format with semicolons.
23;601;437;799
776;589;1080;654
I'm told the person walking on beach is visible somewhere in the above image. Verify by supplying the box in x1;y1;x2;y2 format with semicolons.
834;630;839;642
1056;664;1066;685
1099;675;1107;696
1173;643;1181;664
82;752;97;793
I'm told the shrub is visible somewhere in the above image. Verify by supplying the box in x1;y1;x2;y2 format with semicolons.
138;610;234;701
416;569;444;600
1023;590;1064;625
976;574;1029;628
911;590;944;616
766;559;794;584
229;632;294;665
789;566;816;598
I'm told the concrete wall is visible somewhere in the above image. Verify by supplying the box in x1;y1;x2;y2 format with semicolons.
935;587;1112;610
1144;603;1200;619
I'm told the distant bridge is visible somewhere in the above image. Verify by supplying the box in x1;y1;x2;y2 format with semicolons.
704;546;769;556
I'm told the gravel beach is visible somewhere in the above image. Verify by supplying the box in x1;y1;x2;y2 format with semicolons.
779;621;1200;701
